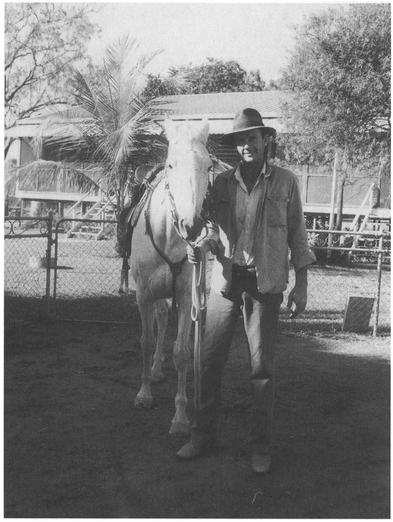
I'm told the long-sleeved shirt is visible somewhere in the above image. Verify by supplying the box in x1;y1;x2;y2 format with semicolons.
205;161;316;295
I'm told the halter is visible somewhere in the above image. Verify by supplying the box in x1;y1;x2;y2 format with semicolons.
165;174;213;239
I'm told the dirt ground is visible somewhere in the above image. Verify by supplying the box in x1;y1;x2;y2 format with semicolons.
4;311;390;518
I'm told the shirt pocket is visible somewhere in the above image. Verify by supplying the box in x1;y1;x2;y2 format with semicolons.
267;196;288;226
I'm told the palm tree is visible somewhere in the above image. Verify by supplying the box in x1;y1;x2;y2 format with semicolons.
33;34;171;217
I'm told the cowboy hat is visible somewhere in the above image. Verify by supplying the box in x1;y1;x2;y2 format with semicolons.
222;108;276;146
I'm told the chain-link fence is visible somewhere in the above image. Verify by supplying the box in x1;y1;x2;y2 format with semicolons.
4;215;391;335
53;218;139;324
282;264;390;335
4;216;53;325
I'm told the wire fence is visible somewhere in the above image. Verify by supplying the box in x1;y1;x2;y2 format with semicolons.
4;216;53;325
4;215;391;336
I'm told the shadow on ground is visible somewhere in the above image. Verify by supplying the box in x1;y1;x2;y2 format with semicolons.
4;314;390;518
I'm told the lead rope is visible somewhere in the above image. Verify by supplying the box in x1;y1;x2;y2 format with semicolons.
190;252;207;409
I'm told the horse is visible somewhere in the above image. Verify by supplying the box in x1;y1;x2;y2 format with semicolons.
130;117;212;436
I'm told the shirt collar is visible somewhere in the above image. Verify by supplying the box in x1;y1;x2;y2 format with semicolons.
234;161;268;185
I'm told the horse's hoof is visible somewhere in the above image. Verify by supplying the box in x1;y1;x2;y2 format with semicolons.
134;396;153;409
169;421;190;437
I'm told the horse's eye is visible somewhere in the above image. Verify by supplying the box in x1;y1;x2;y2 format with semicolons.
167;164;173;169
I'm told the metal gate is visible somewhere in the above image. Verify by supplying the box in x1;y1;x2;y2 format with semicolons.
4;214;54;325
52;218;136;324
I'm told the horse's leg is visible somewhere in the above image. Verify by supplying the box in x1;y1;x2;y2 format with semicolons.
119;255;130;294
151;299;168;382
134;293;156;409
169;297;192;436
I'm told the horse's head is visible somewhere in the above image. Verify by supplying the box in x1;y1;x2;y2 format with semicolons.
163;117;212;242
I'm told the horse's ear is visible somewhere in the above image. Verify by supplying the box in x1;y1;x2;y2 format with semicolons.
163;115;176;142
198;118;210;145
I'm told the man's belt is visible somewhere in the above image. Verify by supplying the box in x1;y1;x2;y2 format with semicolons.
232;264;257;278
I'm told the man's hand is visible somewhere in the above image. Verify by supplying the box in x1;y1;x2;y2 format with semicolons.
287;266;308;318
187;244;204;264
187;236;222;264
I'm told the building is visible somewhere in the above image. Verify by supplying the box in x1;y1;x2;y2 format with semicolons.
153;91;390;219
5;91;390;229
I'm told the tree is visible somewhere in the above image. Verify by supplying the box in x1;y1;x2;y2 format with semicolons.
265;79;284;91
145;58;266;96
143;69;189;98
279;4;390;231
29;35;167;217
186;58;247;93
5;3;98;129
280;4;390;191
241;69;266;92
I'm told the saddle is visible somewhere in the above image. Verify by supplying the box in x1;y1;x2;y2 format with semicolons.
119;164;165;258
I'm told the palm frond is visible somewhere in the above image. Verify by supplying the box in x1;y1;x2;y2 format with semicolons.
94;96;162;168
28;33;166;213
97;35;162;129
66;68;101;119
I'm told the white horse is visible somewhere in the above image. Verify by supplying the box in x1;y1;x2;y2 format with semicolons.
131;117;212;436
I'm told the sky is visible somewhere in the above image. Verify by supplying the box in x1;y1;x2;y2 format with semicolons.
87;2;346;82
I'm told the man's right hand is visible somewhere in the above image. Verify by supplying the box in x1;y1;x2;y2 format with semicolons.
186;245;203;264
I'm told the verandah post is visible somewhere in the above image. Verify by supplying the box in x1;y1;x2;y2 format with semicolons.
372;234;384;337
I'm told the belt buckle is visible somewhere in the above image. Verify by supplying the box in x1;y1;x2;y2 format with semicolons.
234;264;255;277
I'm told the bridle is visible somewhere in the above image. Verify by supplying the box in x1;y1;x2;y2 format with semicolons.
164;180;184;239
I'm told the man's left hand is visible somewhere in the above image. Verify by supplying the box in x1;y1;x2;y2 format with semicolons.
287;266;308;319
287;285;307;318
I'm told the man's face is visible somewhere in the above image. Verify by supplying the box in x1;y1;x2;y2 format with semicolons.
235;129;268;165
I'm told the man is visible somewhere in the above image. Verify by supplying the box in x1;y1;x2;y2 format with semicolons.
177;108;315;474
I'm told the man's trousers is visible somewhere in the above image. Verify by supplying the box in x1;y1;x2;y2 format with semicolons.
191;268;283;453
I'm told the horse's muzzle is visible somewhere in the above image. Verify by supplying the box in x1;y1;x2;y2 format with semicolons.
178;216;204;242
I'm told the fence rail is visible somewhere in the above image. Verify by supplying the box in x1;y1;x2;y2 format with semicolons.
4;215;391;336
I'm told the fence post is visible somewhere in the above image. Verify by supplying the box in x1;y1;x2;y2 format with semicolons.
52;219;61;319
45;212;54;316
372;233;384;337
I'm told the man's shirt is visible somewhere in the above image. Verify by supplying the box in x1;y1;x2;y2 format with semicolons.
233;162;267;266
206;161;316;295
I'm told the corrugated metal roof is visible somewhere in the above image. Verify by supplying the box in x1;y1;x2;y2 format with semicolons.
5;125;38;138
154;90;289;133
155;90;289;119
5;106;97;139
5;91;290;141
